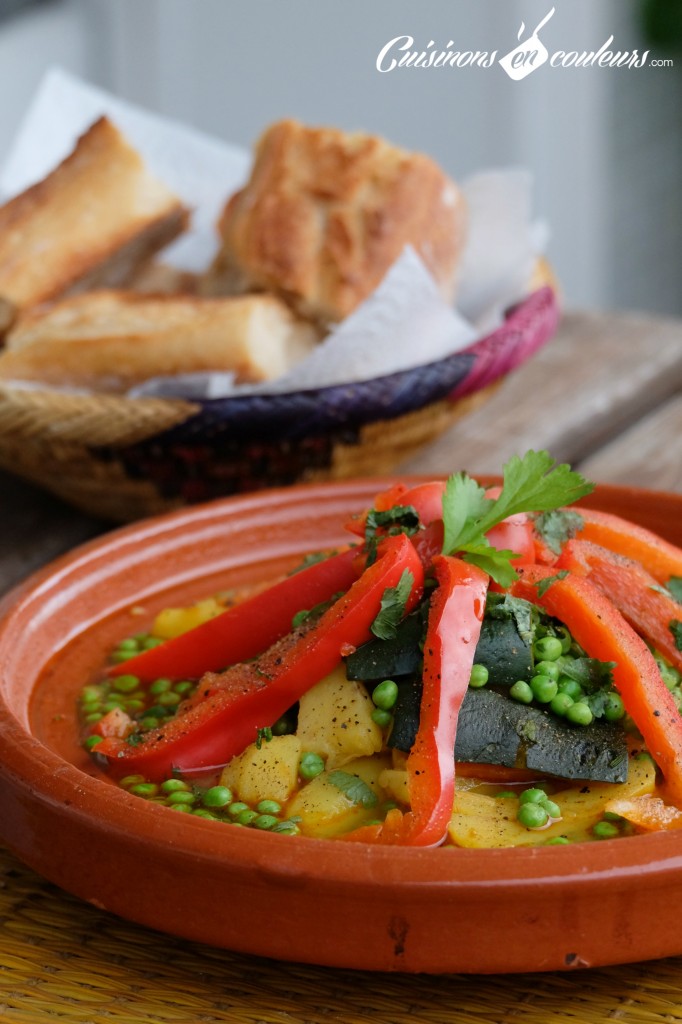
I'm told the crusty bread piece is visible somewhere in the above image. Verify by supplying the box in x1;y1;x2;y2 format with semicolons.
204;119;467;323
0;290;319;392
130;261;199;296
0;117;189;312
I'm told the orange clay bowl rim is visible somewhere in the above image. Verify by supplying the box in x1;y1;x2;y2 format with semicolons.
1;478;682;974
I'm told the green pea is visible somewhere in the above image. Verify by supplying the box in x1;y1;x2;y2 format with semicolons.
228;801;250;817
253;814;279;830
110;651;136;664
119;774;147;789
495;791;517;800
468;665;489;689
192;809;218;820
542;799;562;820
166;790;196;806
530;675;558;704
603;811;624;822
174;681;194;696
517;803;549;829
140;716;162;731
203;786;233;808
129;782;159;798
256;799;282;815
84;712;103;725
533;636;563;662
84;735;103;750
169;803;191;813
519;788;548;805
557;677;584;700
510;680;533;704
593;820;620;839
157;691;181;708
299;752;325;780
160;778;191;794
236;809;259;826
550;693;574;717
556;626;572;654
545;836;571;845
566;701;593;726
149;677;172;695
80;700;102;715
102;700;125;713
112;674;140;694
142;637;164;650
116;638;140;652
124;699;146;713
371;708;392;728
534;660;561;682
372;679;399;710
603;693;625;722
81;685;103;703
271;714;295;736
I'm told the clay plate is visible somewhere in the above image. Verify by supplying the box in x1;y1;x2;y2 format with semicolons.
1;479;682;974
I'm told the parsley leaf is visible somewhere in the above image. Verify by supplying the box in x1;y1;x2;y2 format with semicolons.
255;727;273;749
533;510;585;555
371;570;414;641
668;578;682;603
670;620;682;653
327;770;378;808
442;451;594;585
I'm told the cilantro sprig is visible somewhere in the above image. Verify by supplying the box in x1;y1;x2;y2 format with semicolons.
442;451;594;586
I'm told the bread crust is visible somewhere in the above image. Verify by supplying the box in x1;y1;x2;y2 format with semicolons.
0;290;319;393
0;117;189;311
207;119;466;323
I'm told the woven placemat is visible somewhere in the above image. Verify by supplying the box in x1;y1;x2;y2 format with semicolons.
2;845;682;1024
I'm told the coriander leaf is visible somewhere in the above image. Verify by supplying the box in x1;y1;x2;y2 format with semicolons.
534;510;585;555
489;451;595;523
441;450;594;586
288;550;336;575
365;505;420;565
485;593;537;646
670;620;682;653
668;578;682;603
255;727;273;749
556;656;615;691
534;570;569;598
371;570;414;640
460;543;520;589
327;770;378;808
442;474;491;554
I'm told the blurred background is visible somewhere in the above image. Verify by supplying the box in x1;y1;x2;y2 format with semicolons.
0;0;680;315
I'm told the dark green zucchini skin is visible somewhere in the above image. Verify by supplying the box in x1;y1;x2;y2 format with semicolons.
474;615;533;688
387;686;628;784
456;689;628;783
345;611;424;681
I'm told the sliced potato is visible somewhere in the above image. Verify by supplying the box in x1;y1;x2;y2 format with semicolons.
153;597;224;639
220;734;302;806
287;755;390;838
296;666;383;770
447;751;657;848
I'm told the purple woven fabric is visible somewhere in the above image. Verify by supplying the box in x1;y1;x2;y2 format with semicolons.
151;287;559;446
115;287;559;503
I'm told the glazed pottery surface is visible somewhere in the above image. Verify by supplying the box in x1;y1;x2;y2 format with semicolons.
1;478;682;974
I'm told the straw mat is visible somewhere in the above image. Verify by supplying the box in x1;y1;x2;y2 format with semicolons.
2;845;682;1024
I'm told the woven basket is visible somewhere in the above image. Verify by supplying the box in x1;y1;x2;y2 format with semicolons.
0;287;559;522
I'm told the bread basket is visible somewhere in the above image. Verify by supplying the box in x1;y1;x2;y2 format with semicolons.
0;286;558;522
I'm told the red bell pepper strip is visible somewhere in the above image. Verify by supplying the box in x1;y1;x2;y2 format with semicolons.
557;540;682;672
575;508;682;584
108;547;361;683
94;535;424;781
511;566;682;808
344;556;488;846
